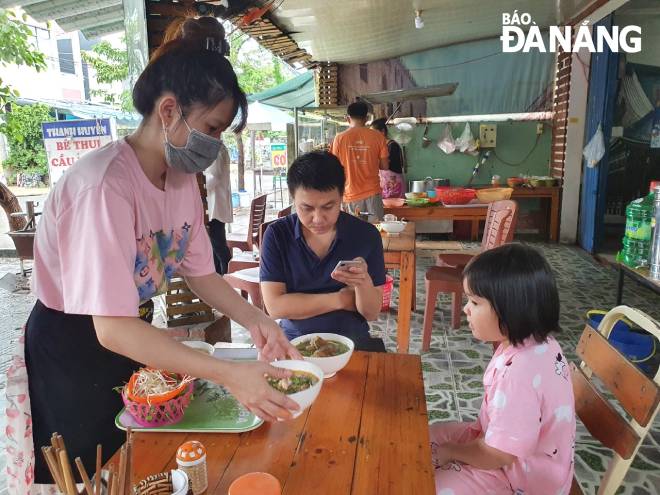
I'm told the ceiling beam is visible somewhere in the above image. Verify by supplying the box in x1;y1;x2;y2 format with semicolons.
0;0;42;9
25;0;121;23
234;17;316;68
82;19;126;39
56;5;124;33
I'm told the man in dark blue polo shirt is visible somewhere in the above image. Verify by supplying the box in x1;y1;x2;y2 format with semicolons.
260;151;387;352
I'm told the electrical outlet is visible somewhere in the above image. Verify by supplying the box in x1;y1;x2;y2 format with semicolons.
479;124;497;148
537;123;544;135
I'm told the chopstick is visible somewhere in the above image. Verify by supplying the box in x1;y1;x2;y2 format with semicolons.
41;446;65;493
117;445;127;495
42;432;135;495
107;466;116;495
58;448;77;495
95;444;102;495
75;457;95;495
125;427;133;495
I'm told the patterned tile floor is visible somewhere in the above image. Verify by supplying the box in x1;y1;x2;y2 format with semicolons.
368;242;660;495
2;244;659;494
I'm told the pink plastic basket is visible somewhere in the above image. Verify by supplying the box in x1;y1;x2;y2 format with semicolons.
381;274;394;312
122;383;193;427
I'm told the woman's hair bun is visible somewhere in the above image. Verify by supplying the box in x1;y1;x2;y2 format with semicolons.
133;15;246;130
158;16;229;58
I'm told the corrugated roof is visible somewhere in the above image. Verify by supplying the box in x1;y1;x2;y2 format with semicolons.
17;97;142;127
270;0;595;63
0;0;125;38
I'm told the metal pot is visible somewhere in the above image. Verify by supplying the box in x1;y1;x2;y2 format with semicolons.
410;178;450;192
410;180;427;193
432;178;450;188
425;177;450;189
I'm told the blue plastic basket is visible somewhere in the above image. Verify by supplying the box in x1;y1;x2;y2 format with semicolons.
586;310;656;363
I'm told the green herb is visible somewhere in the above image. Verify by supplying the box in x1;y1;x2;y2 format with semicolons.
267;371;318;394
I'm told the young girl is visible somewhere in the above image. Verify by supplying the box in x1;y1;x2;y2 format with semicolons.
430;244;575;495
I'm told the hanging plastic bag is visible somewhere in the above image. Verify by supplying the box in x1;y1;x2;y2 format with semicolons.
437;124;456;154
456;123;479;155
582;124;606;168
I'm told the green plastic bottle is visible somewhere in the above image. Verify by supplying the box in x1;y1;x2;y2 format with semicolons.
618;181;660;267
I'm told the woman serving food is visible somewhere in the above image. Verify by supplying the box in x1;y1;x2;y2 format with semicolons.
23;16;300;484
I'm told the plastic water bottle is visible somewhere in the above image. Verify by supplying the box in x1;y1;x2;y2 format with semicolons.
618;181;660;268
649;186;660;280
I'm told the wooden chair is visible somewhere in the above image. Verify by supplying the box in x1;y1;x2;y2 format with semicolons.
570;306;660;495
226;193;268;253
421;200;518;350
277;204;292;218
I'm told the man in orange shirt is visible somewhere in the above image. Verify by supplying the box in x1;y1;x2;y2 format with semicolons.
331;101;389;220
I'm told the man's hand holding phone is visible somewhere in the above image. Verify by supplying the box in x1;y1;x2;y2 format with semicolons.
331;257;372;289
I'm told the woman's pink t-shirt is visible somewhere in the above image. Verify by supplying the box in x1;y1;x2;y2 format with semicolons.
32;138;214;316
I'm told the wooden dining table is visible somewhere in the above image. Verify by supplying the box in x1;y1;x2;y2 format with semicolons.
385;186;562;242
110;352;435;494
385;203;488;240
381;221;416;353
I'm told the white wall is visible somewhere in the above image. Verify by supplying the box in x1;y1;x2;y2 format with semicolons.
3;12;86;102
561;48;592;243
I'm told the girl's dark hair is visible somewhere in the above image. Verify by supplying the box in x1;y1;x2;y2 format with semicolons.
287;151;345;197
132;17;247;132
370;118;388;135
463;243;560;346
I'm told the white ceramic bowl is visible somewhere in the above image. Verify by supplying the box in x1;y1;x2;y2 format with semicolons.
269;360;323;418
290;333;355;378
380;221;407;234
182;340;215;357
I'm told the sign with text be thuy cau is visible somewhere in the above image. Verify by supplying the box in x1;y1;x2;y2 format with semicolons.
42;118;116;186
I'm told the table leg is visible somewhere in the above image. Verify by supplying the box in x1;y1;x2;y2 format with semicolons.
616;264;624;305
411;252;416;311
549;191;560;242
470;220;479;241
397;252;414;353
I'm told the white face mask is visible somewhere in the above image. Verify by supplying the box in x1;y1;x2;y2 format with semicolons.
163;110;222;174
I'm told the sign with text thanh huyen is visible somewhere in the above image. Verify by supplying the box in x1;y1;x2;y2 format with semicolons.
271;143;287;169
41;118;117;186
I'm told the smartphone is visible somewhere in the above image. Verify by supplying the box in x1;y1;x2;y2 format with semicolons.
334;260;362;272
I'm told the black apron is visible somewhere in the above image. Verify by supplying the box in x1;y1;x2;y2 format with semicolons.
25;300;146;482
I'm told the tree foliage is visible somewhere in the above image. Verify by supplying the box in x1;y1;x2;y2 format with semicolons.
225;30;293;188
0;103;53;176
228;32;290;95
0;8;47;109
82;38;133;112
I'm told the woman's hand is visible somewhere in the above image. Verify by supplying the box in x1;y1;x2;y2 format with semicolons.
222;361;300;422
248;316;303;361
331;257;373;289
